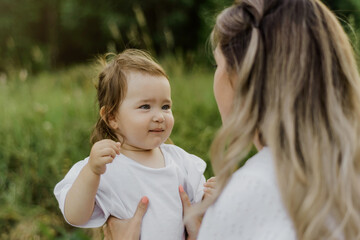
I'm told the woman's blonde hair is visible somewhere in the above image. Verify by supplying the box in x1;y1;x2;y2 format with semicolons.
90;49;168;144
208;0;360;239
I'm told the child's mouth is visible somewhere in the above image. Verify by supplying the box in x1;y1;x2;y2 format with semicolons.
149;128;164;132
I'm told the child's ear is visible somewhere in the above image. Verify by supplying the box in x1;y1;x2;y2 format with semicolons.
100;106;118;129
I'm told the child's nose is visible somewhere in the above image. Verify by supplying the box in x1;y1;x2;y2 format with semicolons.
153;112;165;122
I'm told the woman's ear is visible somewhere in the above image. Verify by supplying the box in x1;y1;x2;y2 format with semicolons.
100;106;118;129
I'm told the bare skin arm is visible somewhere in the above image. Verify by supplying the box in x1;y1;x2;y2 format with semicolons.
64;140;120;225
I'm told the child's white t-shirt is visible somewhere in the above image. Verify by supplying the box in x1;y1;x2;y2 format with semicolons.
54;144;206;240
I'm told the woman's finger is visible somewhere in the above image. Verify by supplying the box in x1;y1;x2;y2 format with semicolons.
133;196;149;223
179;185;202;239
179;185;191;211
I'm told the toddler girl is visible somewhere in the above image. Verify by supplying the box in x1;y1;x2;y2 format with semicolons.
54;49;212;240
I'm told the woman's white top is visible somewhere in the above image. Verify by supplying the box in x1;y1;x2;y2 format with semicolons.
54;144;206;240
198;147;296;240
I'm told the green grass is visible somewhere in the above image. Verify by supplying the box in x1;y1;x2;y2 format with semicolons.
0;62;221;239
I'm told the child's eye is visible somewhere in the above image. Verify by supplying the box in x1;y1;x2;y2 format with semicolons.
162;104;171;110
213;64;218;69
139;104;150;109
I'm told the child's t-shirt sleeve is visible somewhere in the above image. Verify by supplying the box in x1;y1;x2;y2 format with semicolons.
186;153;206;203
194;174;206;203
165;144;207;203
53;158;111;228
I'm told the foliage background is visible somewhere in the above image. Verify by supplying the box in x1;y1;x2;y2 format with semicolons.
0;0;359;239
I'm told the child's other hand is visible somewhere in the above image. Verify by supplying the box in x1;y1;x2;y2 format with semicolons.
203;177;216;200
89;139;121;175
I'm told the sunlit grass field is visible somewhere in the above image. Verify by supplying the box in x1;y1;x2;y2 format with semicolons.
0;61;221;239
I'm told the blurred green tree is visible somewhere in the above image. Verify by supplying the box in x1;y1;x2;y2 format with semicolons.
0;0;358;74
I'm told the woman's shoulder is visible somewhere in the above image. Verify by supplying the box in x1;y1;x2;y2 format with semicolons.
218;147;283;218
232;147;277;186
199;147;296;239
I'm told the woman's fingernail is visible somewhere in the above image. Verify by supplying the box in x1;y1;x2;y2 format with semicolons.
179;185;184;193
141;196;149;204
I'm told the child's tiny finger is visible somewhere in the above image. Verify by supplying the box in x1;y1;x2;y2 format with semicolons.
204;187;211;193
207;177;216;182
109;142;121;155
102;148;117;159
107;149;116;159
103;156;114;164
204;181;216;189
115;142;121;153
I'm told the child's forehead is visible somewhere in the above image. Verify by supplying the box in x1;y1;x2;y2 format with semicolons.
126;72;169;88
124;71;171;98
125;70;169;82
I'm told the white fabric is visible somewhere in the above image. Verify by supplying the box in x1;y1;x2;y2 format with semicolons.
198;147;296;240
54;144;206;240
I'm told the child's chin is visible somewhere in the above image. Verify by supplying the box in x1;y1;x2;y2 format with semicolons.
143;141;165;150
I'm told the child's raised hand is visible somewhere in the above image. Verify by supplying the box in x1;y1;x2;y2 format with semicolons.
89;139;121;175
203;177;216;200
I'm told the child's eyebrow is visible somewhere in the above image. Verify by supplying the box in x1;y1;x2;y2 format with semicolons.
136;98;172;104
136;98;155;103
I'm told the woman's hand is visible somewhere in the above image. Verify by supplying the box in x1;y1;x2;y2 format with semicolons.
103;196;149;240
179;185;202;240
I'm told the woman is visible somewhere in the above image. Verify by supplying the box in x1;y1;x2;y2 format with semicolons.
105;0;360;239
